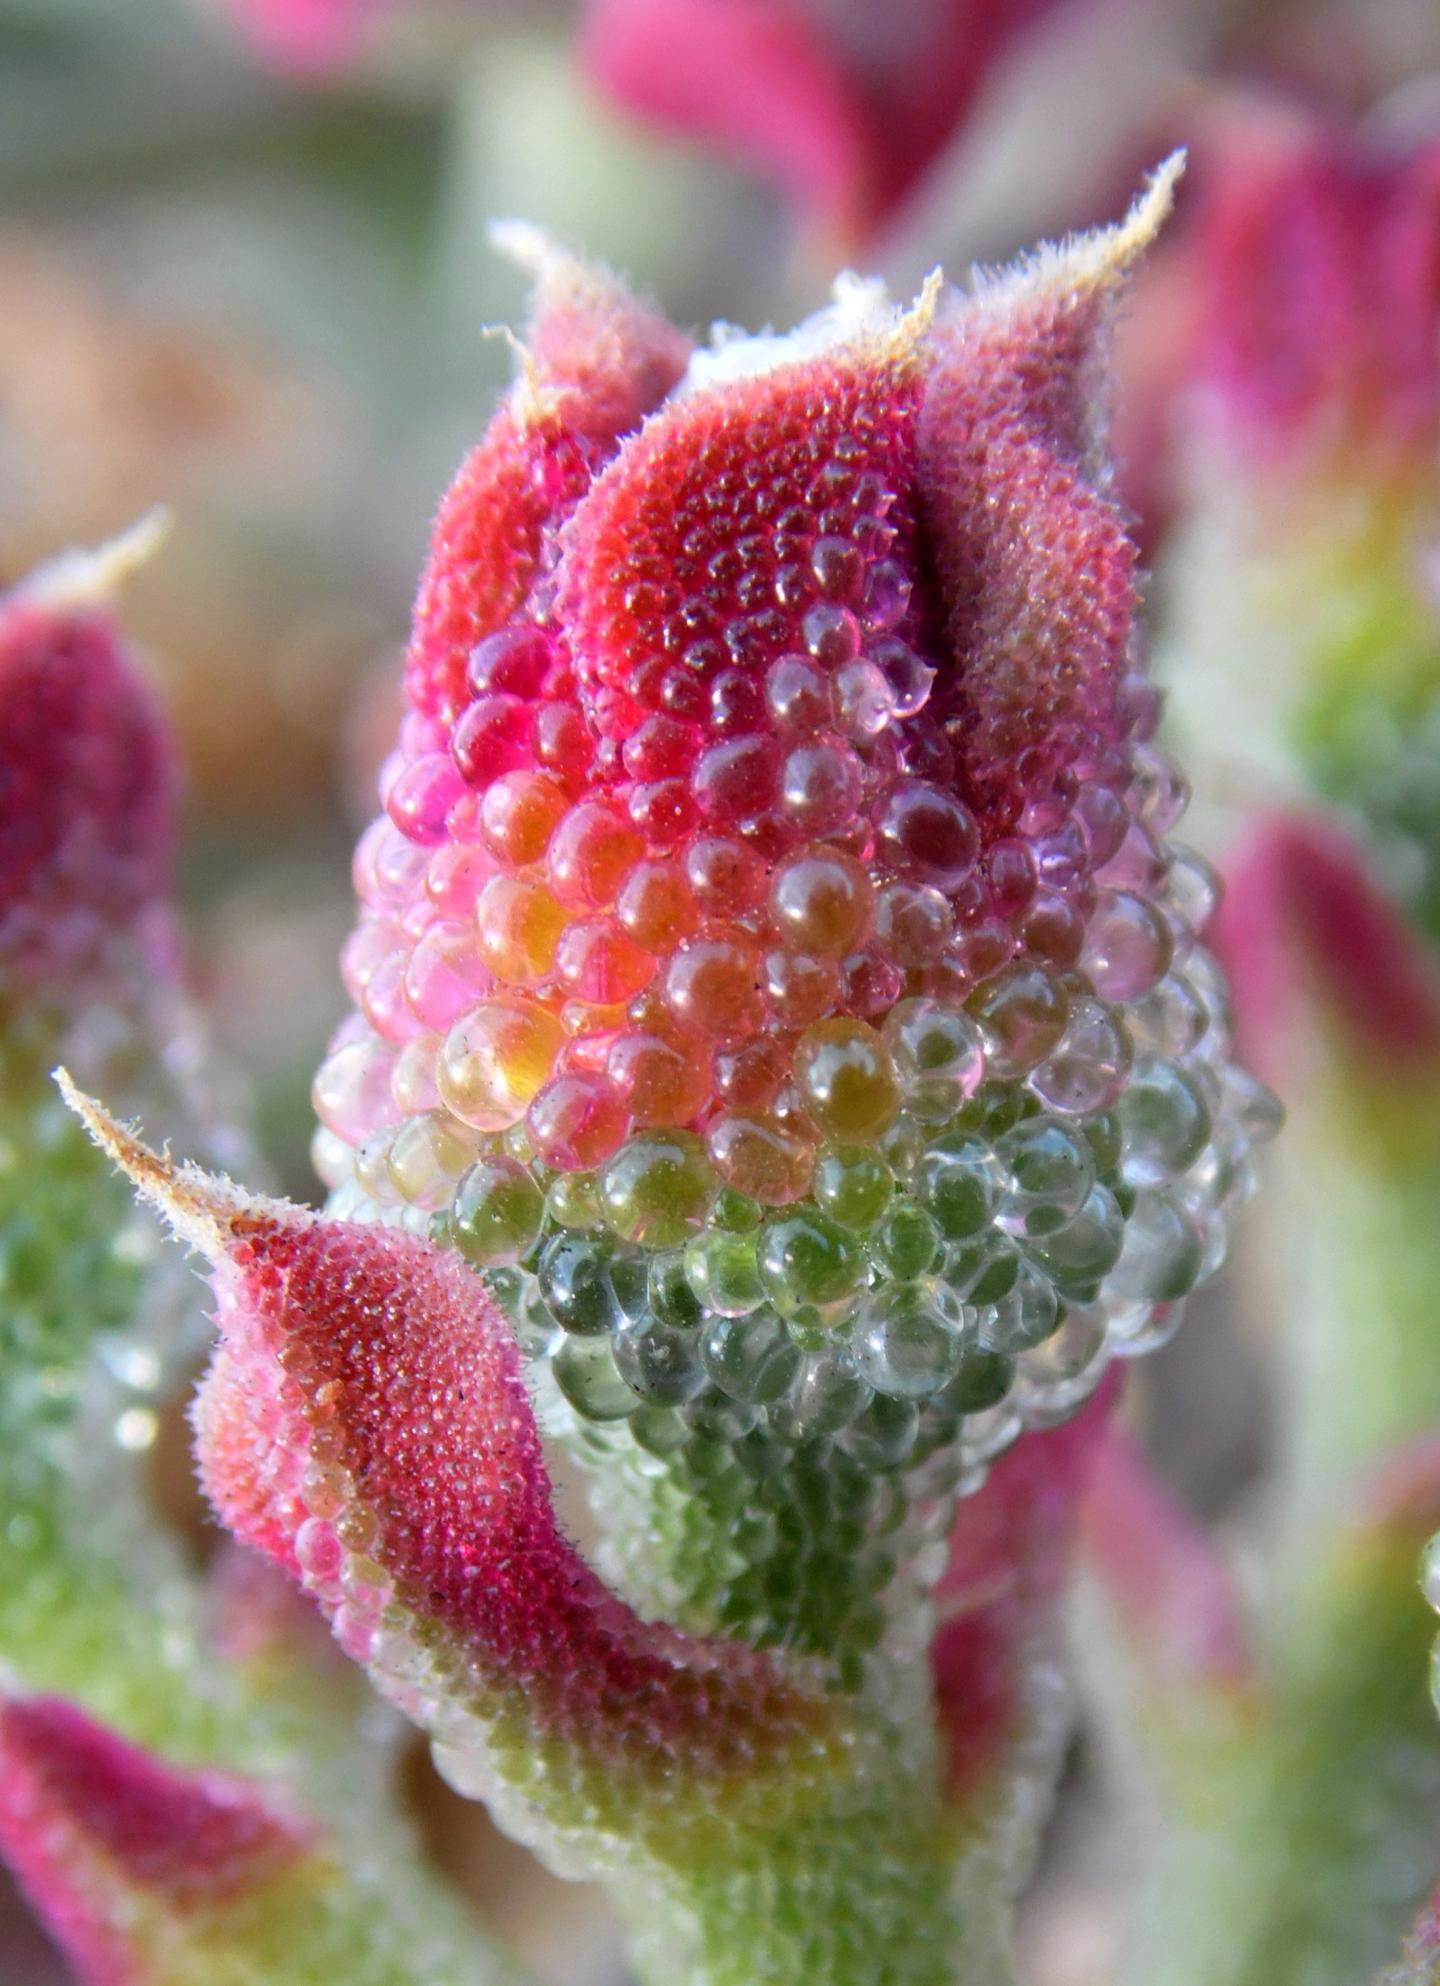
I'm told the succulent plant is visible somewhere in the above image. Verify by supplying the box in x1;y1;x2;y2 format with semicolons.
16;161;1281;1986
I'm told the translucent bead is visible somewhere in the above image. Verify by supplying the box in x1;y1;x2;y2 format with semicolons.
554;916;655;1005
874;780;978;890
607;1030;711;1129
616;861;697;951
663;935;764;1041
685;1230;766;1317
937;1342;1016;1415
1072;783;1129;867
839;1393;920;1469
794;1019;901;1142
386;1111;480;1210
781;739;864;836
882;998;986;1123
1028;996;1132;1116
1221;1066;1285;1147
768;1347;870;1440
981;1262;1061;1353
312;1035;399;1143
476;876;568;987
693;734;781;822
869;636;932;716
1081;890;1174;1002
648;1250;704;1330
612;1315;704;1405
1125;972;1208;1058
426;844;491;922
856;1285;964;1399
404;918;492;1033
599;1130;717;1247
527;1073;630;1172
701;1310;800;1405
1118;1058;1213;1186
537;1232;626;1336
546;1171;602;1230
1015;1307;1109;1417
874;881;953;968
770;847;873;957
1107;1298;1183;1358
683;1386;759;1442
451;694;533;788
803;603;861;668
757;1211;866;1323
968;962;1070;1076
386;751;465;847
479;769;568;871
1024;1184;1125;1295
311;1126;354;1191
1129;741;1190;832
943;1231;1022;1305
832;658;892;736
762;948;840;1027
1108;1189;1204;1302
913;1134;999;1242
354;1128;401;1203
438;999;564;1131
1161;845;1222;936
683;835;767;916
813;1148;893;1231
1018;892;1087;973
840;948;905;1016
996;1119;1096;1236
547;802;644;908
877;1112;925;1180
869;1199;941;1280
450;1156;545;1267
467;623;555;698
706;1112;815;1205
765;654;832;733
552;1336;639;1421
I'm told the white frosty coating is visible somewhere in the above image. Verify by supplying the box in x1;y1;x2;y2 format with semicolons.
675;271;924;398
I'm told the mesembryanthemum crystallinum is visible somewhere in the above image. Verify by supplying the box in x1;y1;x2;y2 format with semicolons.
311;161;1276;1654
72;162;1278;1986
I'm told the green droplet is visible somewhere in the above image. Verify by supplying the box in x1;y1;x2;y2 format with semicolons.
757;1212;865;1320
600;1131;717;1248
870;1199;940;1280
813;1147;893;1231
451;1156;544;1267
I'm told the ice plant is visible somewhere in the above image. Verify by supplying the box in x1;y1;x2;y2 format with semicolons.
1159;112;1440;939
57;164;1280;1984
1081;816;1440;1986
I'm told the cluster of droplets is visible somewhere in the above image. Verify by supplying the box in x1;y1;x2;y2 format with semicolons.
310;384;1279;1659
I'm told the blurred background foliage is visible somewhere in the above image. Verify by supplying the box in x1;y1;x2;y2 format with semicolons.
7;1;1440;1980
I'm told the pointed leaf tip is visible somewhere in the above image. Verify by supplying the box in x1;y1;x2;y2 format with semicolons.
53;1071;269;1258
974;151;1184;314
9;511;173;614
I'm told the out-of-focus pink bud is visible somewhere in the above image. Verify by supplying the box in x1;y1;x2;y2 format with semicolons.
0;540;175;994
0;1690;314;1985
580;0;1075;248
1215;814;1440;1081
